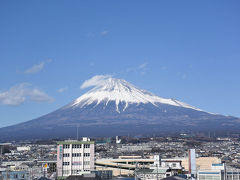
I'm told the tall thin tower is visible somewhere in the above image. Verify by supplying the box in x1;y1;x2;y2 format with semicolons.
188;149;196;177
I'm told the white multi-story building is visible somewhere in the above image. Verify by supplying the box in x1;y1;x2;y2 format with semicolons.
57;138;95;178
16;146;31;151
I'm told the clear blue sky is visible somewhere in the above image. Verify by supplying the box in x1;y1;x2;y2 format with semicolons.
0;1;240;128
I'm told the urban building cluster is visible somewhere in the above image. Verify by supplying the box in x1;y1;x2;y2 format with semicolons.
0;135;240;180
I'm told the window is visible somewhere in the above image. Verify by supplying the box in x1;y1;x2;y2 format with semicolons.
84;144;90;148
73;144;82;148
84;153;90;157
63;144;70;149
83;161;90;165
72;153;81;157
63;162;70;166
63;170;70;175
63;153;70;157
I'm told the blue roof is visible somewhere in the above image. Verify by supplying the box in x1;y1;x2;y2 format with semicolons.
199;172;220;175
212;163;223;166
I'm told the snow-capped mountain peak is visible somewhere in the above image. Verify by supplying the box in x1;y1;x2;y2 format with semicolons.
69;77;201;113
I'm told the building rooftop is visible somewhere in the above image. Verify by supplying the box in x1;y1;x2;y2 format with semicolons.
57;141;94;145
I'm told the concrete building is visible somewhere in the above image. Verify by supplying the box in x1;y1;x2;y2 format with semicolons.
197;163;225;180
197;163;240;180
57;138;95;178
153;155;161;167
181;157;221;172
188;149;196;177
198;170;223;180
0;143;11;155
16;146;31;152
136;168;173;180
95;156;221;177
1;170;29;180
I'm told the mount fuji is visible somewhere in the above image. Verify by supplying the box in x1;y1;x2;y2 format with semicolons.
0;76;239;141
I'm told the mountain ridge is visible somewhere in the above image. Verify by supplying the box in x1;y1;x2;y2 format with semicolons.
68;77;202;113
0;76;239;141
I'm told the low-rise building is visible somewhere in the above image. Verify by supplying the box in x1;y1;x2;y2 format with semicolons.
57;138;95;179
17;146;31;152
1;170;29;180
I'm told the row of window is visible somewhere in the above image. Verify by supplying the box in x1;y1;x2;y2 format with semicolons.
84;153;90;157
72;161;90;165
72;144;81;148
84;144;90;148
63;162;70;166
72;153;81;157
72;170;90;174
63;144;90;149
83;161;90;165
62;161;90;166
63;153;90;157
63;153;70;157
4;174;26;179
63;144;70;149
63;170;70;175
63;170;90;175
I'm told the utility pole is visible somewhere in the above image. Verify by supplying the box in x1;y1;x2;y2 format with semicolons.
6;167;9;180
135;163;138;180
224;162;227;180
76;124;79;140
238;168;239;180
143;164;145;180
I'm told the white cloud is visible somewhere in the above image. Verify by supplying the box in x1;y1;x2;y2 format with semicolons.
101;30;109;36
181;74;187;79
125;63;148;75
57;87;68;93
86;32;95;38
138;63;148;75
160;66;167;70
126;62;148;75
139;63;147;69
80;75;112;89
24;59;52;74
0;83;54;106
89;62;95;66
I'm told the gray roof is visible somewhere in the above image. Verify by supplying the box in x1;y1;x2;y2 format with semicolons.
162;176;187;180
38;177;51;180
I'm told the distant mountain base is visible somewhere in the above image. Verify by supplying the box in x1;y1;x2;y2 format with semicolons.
1;121;240;141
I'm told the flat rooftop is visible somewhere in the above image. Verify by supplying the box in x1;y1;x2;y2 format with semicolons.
57;140;94;145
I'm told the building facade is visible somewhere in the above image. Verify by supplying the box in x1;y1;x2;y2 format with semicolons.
57;138;95;178
1;171;29;180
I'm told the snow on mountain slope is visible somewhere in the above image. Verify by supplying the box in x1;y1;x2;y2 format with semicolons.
69;77;202;113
